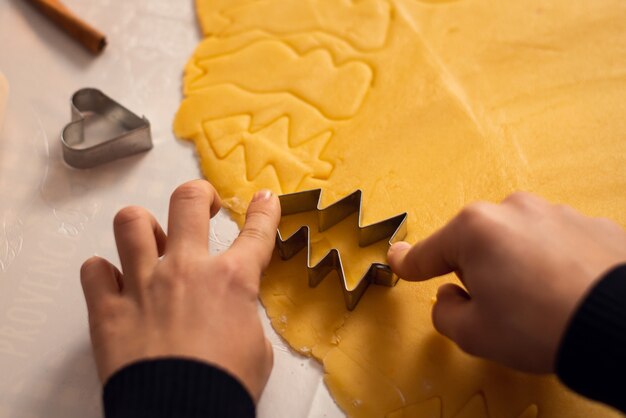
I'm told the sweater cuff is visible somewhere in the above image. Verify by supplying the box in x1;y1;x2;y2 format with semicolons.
556;263;626;413
103;358;255;418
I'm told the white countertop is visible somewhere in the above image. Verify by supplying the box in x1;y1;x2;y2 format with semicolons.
0;1;342;416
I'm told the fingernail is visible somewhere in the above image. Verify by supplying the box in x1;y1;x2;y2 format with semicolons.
252;190;272;202
389;241;411;253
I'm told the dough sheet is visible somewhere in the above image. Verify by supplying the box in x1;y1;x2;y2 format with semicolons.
174;1;626;417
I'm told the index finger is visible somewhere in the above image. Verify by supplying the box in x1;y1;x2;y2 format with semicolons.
387;228;458;282
387;203;498;281
227;190;281;274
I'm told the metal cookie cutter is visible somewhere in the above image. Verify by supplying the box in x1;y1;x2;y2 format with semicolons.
276;189;408;310
61;88;152;168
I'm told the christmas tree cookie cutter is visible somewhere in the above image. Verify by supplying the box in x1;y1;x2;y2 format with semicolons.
276;189;408;310
61;88;152;168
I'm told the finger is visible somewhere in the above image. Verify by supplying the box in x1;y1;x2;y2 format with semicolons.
387;232;458;281
431;283;473;344
502;191;547;207
80;256;122;312
114;206;165;283
388;202;500;281
228;190;281;274
167;180;222;254
265;338;274;374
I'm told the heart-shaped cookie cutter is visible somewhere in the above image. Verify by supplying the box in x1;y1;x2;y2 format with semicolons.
61;88;152;168
276;189;408;310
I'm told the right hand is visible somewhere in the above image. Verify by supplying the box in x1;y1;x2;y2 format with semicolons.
387;192;626;373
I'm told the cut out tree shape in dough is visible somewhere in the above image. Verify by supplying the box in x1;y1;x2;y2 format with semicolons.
174;0;626;417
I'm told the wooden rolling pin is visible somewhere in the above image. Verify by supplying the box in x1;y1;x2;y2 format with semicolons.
24;0;107;54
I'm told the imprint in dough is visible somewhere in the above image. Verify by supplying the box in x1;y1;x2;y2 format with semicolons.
174;1;626;417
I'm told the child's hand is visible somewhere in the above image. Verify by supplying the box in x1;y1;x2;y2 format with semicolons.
388;192;626;373
80;180;280;402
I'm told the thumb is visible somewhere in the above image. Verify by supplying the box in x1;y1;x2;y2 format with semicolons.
229;190;281;271
432;283;476;349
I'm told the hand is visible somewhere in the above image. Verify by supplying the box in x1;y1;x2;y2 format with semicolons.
80;180;281;402
388;192;626;373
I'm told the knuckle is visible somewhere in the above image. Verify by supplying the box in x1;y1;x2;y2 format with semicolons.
217;255;259;296
218;254;246;279
172;181;212;203
89;297;125;328
80;256;108;279
594;216;621;232
553;203;574;214
234;279;259;300
96;297;122;317
505;193;551;216
595;216;615;226
114;206;149;228
249;205;272;217
149;275;187;297
503;191;535;206
552;203;566;211
456;202;495;235
161;255;196;281
240;223;273;243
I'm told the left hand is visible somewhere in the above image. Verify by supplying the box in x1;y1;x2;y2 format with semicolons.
80;180;281;402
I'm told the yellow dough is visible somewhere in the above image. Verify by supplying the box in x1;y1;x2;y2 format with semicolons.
0;72;8;128
174;1;626;417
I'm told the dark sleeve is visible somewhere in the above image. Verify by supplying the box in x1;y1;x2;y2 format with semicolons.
556;263;626;413
103;358;255;418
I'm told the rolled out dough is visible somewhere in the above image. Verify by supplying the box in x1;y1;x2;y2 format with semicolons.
174;1;626;417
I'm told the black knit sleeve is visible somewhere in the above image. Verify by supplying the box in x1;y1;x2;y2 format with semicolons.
103;358;255;418
556;263;626;413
